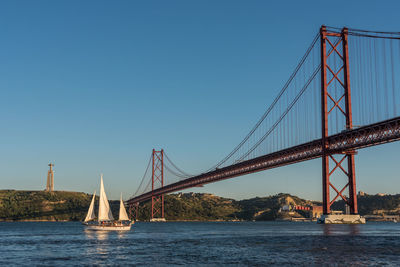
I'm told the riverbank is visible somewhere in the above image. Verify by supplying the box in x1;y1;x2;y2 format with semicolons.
1;190;399;222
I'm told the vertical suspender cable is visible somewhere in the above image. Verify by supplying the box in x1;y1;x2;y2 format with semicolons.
390;40;396;116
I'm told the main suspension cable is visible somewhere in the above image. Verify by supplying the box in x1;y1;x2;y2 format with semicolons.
208;32;320;170
131;154;152;197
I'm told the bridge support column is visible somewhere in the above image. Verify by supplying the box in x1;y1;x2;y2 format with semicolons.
151;149;165;221
320;26;358;215
129;202;139;221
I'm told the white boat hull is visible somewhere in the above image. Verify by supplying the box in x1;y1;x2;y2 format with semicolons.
83;221;133;231
85;224;131;231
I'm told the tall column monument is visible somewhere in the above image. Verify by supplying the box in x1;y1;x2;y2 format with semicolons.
45;163;54;192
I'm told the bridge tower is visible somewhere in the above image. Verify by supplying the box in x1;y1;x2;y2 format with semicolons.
320;26;358;215
151;149;165;220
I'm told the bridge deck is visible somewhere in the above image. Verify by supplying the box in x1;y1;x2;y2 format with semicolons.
127;117;400;204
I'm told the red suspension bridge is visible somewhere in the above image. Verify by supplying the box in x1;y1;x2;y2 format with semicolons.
127;26;400;221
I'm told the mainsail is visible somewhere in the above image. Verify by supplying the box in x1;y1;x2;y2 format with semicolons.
98;175;114;221
119;193;129;221
84;190;96;222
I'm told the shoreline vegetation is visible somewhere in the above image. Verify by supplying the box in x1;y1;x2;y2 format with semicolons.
0;190;399;222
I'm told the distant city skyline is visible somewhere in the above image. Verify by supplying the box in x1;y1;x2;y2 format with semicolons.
1;0;400;200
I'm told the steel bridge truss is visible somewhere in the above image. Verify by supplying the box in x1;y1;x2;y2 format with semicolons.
127;116;400;205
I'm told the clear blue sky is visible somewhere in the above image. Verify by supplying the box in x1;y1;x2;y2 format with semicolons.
1;0;399;201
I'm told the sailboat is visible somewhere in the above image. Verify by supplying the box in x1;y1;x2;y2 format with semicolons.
83;174;132;231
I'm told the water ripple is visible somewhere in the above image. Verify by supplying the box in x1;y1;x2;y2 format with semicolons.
0;221;399;266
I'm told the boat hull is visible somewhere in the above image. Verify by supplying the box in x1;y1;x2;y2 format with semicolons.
85;224;131;231
83;221;133;231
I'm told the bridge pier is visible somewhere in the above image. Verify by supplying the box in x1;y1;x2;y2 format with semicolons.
129;202;139;221
320;26;359;219
318;214;365;224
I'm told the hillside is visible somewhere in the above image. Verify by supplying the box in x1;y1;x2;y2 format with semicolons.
137;193;241;221
0;190;118;221
234;193;319;221
136;192;319;221
1;190;400;221
0;191;314;221
131;192;400;221
331;193;400;215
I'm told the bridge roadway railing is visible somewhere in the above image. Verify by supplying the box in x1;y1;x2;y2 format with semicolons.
127;116;400;204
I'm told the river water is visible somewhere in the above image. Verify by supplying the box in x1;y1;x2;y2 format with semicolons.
0;221;399;266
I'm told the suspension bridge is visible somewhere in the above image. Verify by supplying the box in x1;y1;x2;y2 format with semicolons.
127;25;400;222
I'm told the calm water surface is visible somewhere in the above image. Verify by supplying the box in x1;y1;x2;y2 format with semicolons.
0;221;399;266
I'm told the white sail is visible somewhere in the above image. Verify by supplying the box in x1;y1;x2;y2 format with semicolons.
84;190;96;222
98;174;114;221
119;193;129;221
